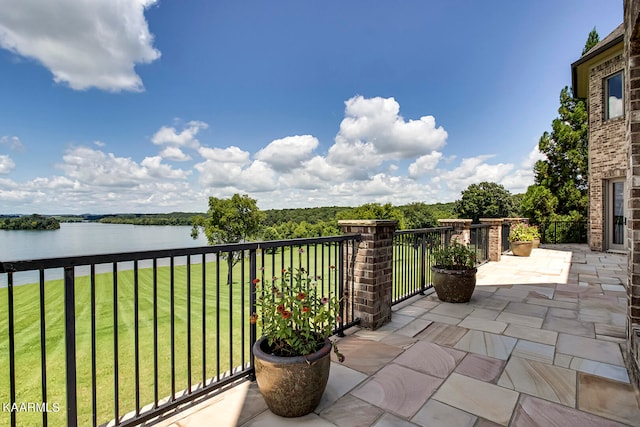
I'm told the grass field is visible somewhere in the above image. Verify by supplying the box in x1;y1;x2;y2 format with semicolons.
0;245;347;427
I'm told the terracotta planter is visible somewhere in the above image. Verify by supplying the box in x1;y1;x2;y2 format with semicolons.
510;241;533;257
532;238;540;248
431;266;477;303
253;336;331;417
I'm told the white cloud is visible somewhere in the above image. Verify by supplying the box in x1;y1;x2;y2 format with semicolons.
437;155;514;191
198;146;250;163
408;152;443;178
151;121;208;148
159;146;191;161
255;135;319;172
0;99;545;213
0;135;24;151
141;156;190;179
0;155;15;174
58;146;188;187
0;0;160;92
335;96;447;159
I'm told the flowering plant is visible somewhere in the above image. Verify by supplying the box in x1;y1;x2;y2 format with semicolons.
251;264;344;361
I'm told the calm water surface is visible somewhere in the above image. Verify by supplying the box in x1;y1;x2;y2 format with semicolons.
0;223;209;286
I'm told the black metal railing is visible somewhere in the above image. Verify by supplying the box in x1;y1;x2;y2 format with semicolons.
501;221;512;253
470;224;490;265
391;227;451;305
538;221;587;244
0;235;360;427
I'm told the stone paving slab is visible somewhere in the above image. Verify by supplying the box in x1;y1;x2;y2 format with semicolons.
155;245;640;427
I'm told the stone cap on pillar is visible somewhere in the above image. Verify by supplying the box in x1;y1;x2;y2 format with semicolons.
338;219;399;227
437;219;472;227
479;218;505;225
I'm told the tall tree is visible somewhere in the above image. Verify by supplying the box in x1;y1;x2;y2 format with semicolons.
532;29;597;222
534;87;589;219
582;27;600;55
453;182;514;223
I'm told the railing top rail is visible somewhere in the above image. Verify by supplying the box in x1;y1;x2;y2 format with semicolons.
0;233;362;273
394;227;452;236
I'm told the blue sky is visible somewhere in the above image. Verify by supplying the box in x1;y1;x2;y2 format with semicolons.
0;0;623;214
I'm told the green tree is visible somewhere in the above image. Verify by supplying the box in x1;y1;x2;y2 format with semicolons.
191;194;265;283
531;29;596;222
520;185;558;225
582;27;600;55
399;202;437;229
191;193;265;245
336;202;406;228
453;182;514;223
534;87;588;220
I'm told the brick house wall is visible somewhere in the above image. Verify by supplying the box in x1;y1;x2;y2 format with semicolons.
624;0;640;390
587;52;627;251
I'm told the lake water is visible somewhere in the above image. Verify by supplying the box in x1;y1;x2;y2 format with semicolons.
0;222;210;286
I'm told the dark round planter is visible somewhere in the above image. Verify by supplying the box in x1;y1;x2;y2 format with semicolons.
510;241;533;257
431;266;477;303
253;336;331;417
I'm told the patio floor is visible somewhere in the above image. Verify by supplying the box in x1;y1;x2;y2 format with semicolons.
156;244;640;427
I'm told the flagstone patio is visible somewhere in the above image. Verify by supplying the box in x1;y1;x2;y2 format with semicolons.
156;244;640;427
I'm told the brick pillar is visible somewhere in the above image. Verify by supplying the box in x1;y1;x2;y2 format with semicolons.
480;218;503;262
338;220;396;330
437;219;471;245
625;0;640;389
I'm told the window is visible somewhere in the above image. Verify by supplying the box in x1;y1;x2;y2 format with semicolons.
605;72;623;119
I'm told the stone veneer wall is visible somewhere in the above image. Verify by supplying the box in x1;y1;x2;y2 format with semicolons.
587;49;627;251
625;0;640;390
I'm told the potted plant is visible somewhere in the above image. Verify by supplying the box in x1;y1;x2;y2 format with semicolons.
430;239;477;303
509;223;535;256
530;225;541;248
250;263;344;418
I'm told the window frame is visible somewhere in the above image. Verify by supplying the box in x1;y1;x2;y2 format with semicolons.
604;71;624;120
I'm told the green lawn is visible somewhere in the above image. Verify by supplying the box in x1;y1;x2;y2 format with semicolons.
0;245;346;427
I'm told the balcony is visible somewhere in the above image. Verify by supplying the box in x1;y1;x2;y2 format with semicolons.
156;244;640;426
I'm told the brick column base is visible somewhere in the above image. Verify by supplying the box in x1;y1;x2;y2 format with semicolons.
479;218;504;262
339;220;397;330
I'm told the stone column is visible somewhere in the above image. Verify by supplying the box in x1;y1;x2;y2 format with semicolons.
625;0;640;389
338;220;397;330
480;218;504;262
437;219;472;245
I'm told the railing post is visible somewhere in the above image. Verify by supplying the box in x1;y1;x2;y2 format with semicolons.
64;266;78;427
338;220;396;330
248;249;257;380
480;218;504;262
437;219;472;245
